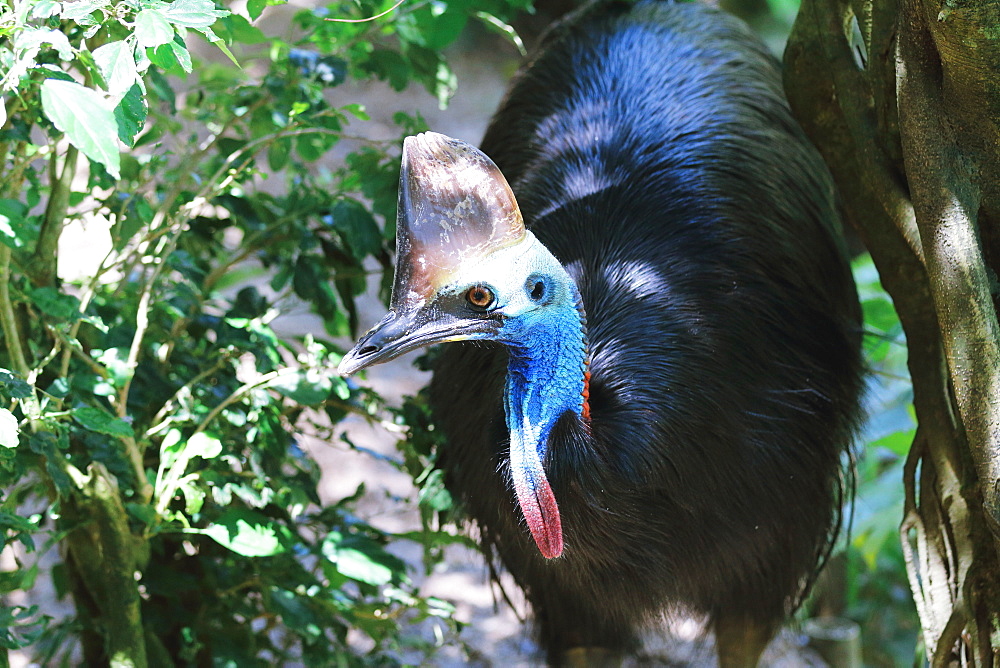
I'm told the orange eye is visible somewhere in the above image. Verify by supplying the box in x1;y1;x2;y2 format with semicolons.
466;285;495;310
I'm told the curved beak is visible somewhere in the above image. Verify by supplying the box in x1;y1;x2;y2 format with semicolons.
338;307;499;376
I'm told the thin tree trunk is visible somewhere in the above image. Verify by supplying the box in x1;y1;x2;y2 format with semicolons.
63;463;149;668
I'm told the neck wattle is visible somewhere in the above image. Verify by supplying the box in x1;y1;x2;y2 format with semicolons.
503;293;589;559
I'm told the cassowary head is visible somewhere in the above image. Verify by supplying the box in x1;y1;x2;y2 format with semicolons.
340;132;591;559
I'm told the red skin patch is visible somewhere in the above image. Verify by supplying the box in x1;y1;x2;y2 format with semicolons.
509;361;589;560
514;473;564;559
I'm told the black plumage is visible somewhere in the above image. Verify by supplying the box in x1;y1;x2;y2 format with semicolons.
343;0;864;664
429;1;862;663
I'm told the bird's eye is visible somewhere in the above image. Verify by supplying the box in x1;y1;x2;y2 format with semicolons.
466;285;495;311
529;280;545;301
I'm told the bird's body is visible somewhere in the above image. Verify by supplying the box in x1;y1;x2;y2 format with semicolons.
341;1;863;665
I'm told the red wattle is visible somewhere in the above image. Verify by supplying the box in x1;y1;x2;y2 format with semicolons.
514;473;563;559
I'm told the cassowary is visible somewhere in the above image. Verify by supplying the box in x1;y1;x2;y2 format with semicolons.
339;0;864;665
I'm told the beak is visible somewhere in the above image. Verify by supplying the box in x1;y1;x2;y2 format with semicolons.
338;307;500;376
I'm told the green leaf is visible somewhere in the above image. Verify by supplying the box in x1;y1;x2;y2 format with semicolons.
328;199;381;261
180;481;206;514
134;9;175;48
268;370;331;406
267;138;290;171
247;0;266;20
162;0;229;28
0;409;19;449
396;3;468;51
0;371;32;401
209;38;239;68
17;28;74;61
92;40;137;97
0;512;38;539
72;407;134;440
31;0;61;18
341;103;369;121
417;468;453;511
114;84;147;146
0;200;30;250
217;15;266;44
199;508;288;557
0;562;38;594
95;348;130;387
0;605;48;650
148;42;179;71
60;0;110;21
40;79;120;179
125;502;157;527
361;49;411;91
28;287;80;322
322;532;407;586
186;432;222;460
168;40;193;72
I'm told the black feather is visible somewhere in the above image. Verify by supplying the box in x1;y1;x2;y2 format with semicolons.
428;0;863;661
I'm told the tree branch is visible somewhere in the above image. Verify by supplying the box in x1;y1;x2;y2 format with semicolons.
30;145;78;287
0;245;29;378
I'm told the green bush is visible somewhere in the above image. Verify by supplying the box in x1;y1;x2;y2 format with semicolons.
0;0;526;664
833;255;921;666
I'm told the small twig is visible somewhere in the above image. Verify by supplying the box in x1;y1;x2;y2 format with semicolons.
50;325;110;379
191;367;298;437
116;233;179;418
60;270;111;379
28;329;61;384
145;356;231;437
0;141;43;201
144;97;270;242
123;433;154;505
325;396;405;434
326;0;406;23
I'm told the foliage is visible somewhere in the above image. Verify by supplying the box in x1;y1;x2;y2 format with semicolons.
842;255;920;666
0;0;528;665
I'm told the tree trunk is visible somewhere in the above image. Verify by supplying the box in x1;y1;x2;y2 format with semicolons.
784;0;1000;663
62;463;149;668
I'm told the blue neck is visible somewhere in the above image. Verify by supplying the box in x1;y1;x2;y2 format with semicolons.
501;290;588;558
503;301;589;459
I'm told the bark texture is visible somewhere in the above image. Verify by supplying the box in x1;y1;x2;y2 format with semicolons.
784;0;1000;663
63;464;149;668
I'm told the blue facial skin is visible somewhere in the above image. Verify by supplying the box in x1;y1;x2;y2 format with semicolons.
339;226;590;559
504;301;588;556
503;298;589;462
453;234;589;466
451;236;588;558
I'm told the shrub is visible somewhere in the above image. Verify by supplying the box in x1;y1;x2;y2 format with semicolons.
0;0;526;664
